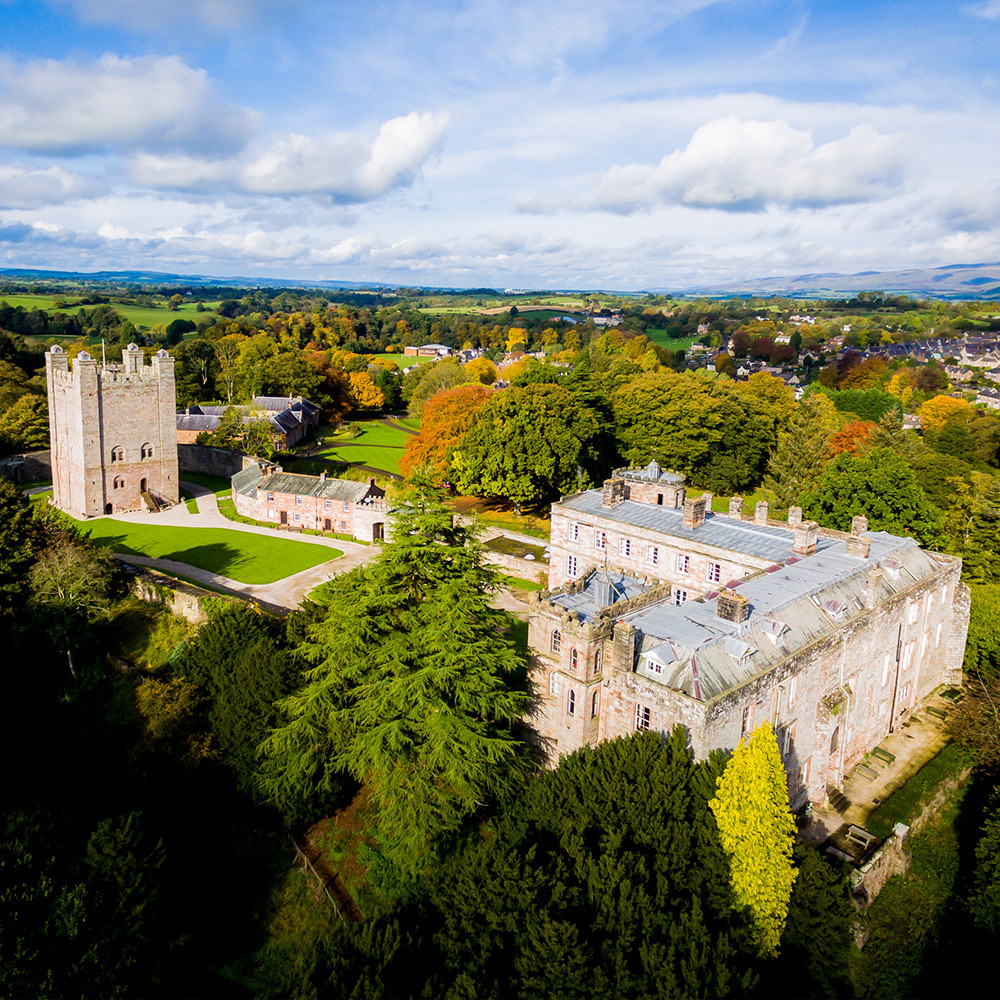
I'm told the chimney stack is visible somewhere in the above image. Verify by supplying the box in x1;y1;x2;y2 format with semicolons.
602;476;626;508
788;506;803;527
682;496;708;529
845;514;871;558
865;567;884;609
793;520;819;556
755;501;769;525
729;496;743;517
716;589;751;623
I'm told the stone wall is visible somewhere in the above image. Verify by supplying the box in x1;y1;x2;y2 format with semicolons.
177;443;246;478
127;565;239;623
0;449;51;484
482;549;548;581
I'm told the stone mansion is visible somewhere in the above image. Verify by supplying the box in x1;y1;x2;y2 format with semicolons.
527;463;969;808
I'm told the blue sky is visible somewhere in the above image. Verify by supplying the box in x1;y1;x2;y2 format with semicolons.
0;0;998;288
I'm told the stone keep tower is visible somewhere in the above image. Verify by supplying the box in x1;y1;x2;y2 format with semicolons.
45;343;179;517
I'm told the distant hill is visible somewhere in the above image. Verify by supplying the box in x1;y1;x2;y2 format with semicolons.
3;262;1000;300
681;263;1000;300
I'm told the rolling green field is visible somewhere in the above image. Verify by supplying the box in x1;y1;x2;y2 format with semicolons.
80;519;340;584
645;329;701;351
0;292;219;332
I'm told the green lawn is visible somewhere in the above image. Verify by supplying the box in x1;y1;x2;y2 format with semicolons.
395;415;422;431
80;519;340;584
314;421;410;475
178;472;232;496
319;443;404;475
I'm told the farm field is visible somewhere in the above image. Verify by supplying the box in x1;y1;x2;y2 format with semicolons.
80;519;339;584
0;292;219;331
645;329;701;351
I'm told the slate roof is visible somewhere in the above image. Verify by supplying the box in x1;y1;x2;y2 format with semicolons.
548;570;648;623
618;532;945;702
232;463;382;503
555;492;826;564
252;395;320;415
176;413;222;432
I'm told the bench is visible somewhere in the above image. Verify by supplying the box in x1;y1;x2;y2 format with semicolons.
856;764;879;781
926;705;948;721
872;746;896;765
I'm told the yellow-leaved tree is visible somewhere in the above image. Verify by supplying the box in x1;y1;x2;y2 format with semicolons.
709;724;797;957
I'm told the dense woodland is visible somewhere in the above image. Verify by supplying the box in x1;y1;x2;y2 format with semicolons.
4;283;1000;997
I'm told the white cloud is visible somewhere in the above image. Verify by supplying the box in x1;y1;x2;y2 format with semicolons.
0;163;102;209
590;118;906;213
0;54;257;155
128;152;239;190
964;2;1000;19
240;112;450;199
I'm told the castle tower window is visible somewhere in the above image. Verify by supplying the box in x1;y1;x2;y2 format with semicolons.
676;554;690;573
570;522;579;541
591;690;600;718
113;476;125;489
551;629;561;652
634;703;651;731
647;545;659;565
140;442;153;459
570;648;578;670
593;650;602;675
595;531;606;550
110;446;124;463
549;672;558;694
741;704;752;737
568;689;576;715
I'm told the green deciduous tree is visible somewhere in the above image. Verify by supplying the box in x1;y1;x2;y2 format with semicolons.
0;394;48;451
611;371;777;493
260;480;532;866
802;447;941;546
0;478;43;620
452;382;608;507
710;724;798;958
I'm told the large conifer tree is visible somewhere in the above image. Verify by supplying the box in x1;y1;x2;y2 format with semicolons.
258;478;531;869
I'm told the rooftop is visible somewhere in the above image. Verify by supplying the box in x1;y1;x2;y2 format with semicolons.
555;491;825;564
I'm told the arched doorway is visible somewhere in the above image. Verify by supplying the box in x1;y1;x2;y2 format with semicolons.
140;477;148;493
105;503;113;515
372;522;384;541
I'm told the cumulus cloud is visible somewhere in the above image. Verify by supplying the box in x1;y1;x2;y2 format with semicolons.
240;112;450;199
590;118;907;213
0;54;257;155
0;163;102;209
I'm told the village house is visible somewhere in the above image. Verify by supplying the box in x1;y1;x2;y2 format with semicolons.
231;459;391;542
176;395;320;450
528;464;968;810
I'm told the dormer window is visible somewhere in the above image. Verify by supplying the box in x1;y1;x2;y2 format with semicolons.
761;619;788;647
724;637;756;670
823;599;847;622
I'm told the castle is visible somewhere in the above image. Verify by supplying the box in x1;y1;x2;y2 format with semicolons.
45;344;179;517
528;464;969;808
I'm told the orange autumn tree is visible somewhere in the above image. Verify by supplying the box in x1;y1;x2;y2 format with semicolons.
827;420;875;456
401;383;492;477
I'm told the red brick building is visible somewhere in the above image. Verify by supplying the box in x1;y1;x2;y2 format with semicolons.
231;460;390;542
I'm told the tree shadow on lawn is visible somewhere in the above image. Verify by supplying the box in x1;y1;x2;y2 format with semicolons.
96;535;251;580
